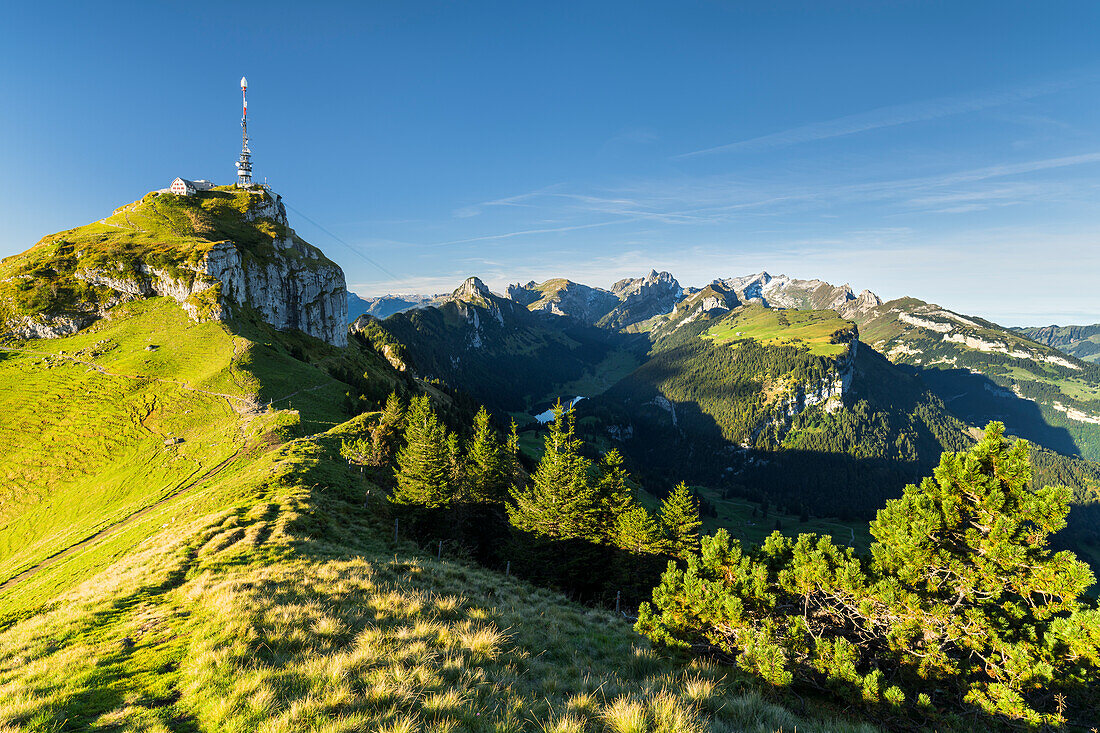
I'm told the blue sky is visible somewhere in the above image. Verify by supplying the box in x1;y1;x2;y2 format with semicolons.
3;1;1100;325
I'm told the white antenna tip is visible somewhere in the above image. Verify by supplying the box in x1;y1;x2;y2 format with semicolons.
240;76;248;89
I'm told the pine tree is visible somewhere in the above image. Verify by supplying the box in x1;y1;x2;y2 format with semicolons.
637;423;1100;724
594;448;634;541
613;504;669;555
392;394;451;508
465;406;508;503
368;391;405;467
445;430;465;498
505;418;523;490
869;422;1096;695
508;405;597;540
659;482;702;558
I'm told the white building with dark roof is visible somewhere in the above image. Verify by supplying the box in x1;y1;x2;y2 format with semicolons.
167;177;216;196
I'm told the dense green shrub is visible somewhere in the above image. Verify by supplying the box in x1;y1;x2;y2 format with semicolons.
637;423;1099;726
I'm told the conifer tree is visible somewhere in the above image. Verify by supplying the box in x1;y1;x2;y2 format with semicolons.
445;431;465;498
594;448;634;541
658;482;702;558
465;406;508;503
392;394;451;508
508;405;596;540
506;418;522;489
613;504;669;555
368;391;405;467
637;423;1100;724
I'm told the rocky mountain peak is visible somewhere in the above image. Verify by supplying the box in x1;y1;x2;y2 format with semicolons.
506;281;542;306
1;186;348;346
612;270;680;297
854;289;882;308
453;276;493;301
598;270;685;329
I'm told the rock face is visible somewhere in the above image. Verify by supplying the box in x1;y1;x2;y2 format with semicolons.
717;272;882;320
5;189;348;347
506;282;542;307
599;270;684;329
753;339;858;443
199;229;348;347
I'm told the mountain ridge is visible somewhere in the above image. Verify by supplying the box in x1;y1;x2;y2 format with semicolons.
357;269;1100;460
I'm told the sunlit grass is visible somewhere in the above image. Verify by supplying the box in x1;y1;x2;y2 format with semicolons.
0;298;878;732
0;417;879;732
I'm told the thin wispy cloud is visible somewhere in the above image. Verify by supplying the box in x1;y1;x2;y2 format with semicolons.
674;77;1082;159
425;219;627;247
414;150;1100;258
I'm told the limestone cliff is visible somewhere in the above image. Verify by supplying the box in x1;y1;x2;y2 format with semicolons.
0;186;347;346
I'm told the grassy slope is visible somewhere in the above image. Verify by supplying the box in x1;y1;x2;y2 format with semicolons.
0;426;874;733
0;300;250;598
703;305;854;358
0;304;876;733
0;297;394;616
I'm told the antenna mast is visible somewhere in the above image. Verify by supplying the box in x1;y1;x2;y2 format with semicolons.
235;76;253;187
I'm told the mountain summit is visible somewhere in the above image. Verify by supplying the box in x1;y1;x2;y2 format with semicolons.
0;186;348;346
716;272;882;319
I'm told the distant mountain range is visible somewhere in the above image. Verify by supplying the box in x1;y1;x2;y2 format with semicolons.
347;291;438;321
350;269;1100;523
1014;323;1100;364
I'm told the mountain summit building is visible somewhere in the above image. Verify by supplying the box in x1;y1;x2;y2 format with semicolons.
166;178;215;196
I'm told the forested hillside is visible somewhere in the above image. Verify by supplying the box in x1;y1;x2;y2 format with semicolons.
582;305;972;518
855;297;1100;460
356;277;643;414
1016;322;1100;364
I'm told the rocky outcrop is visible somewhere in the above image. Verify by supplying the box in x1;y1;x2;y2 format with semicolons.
506;282;542;307
753;338;858;442
5;189;348;346
198;234;348;347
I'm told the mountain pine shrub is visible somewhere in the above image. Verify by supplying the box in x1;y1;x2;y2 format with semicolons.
636;423;1099;726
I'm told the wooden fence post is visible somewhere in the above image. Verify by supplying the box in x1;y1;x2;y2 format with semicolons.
437;540;442;560
394;517;399;543
505;560;511;578
615;591;621;614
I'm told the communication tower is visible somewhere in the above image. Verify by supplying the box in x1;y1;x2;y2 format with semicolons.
235;76;253;188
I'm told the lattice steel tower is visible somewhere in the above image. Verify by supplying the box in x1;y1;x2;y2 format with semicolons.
235;76;253;187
